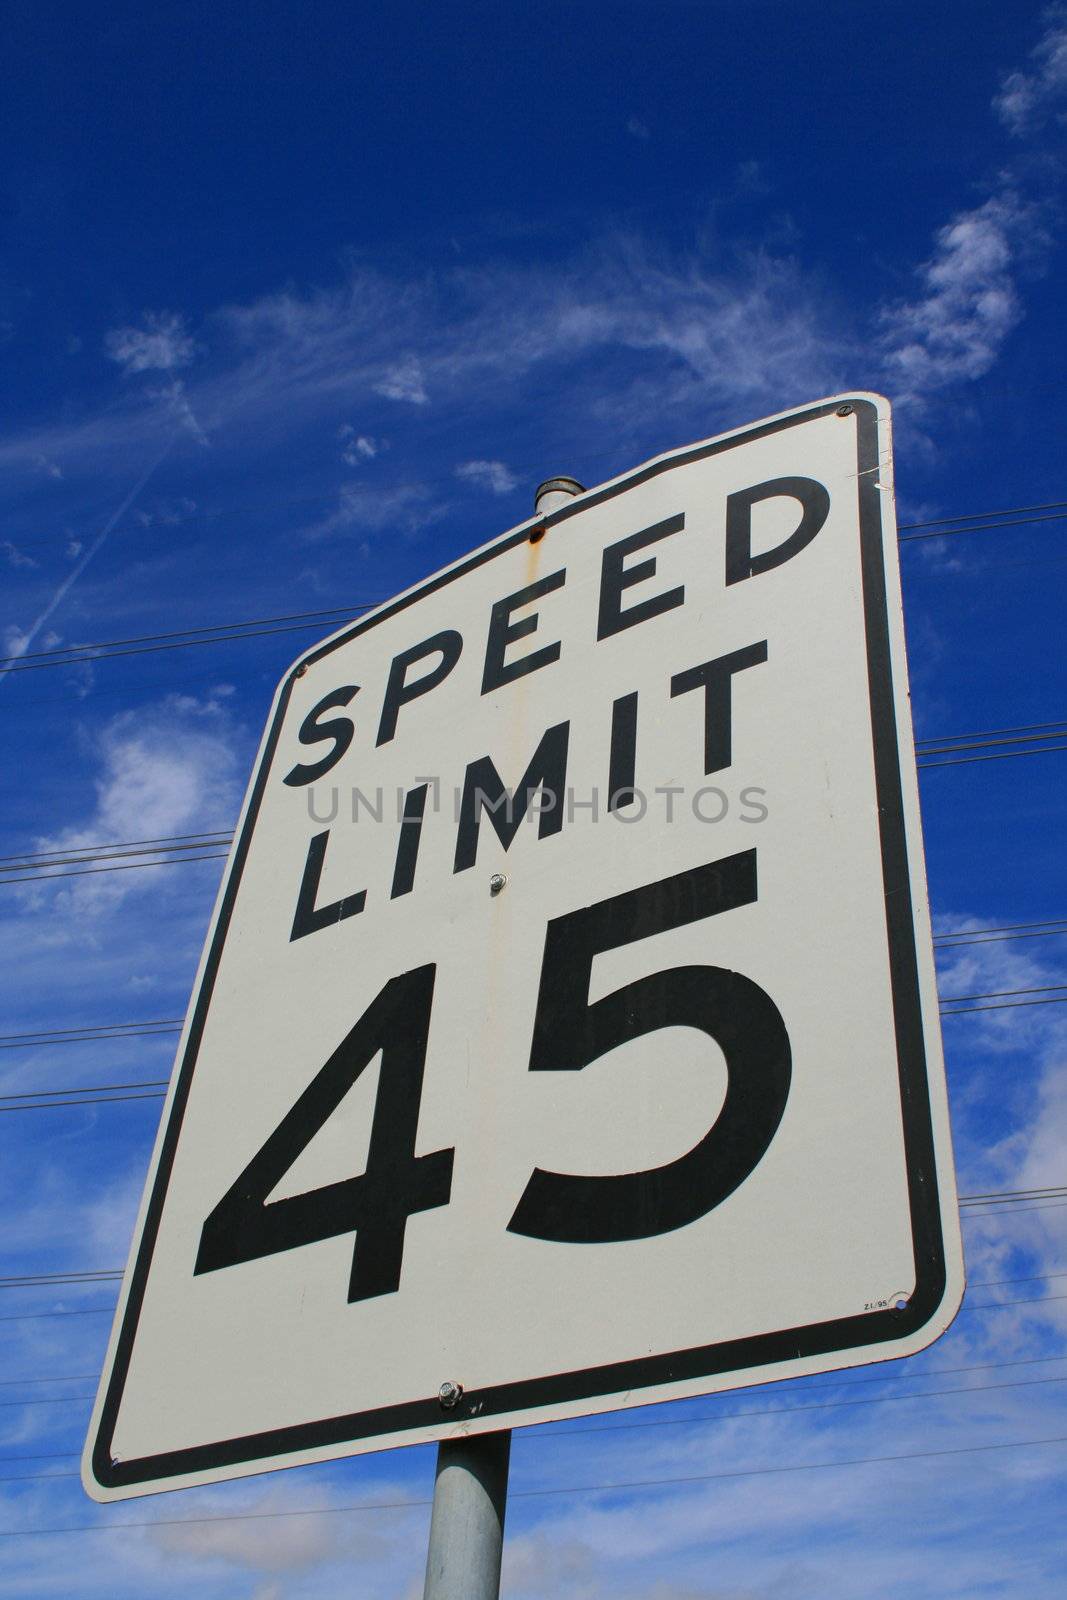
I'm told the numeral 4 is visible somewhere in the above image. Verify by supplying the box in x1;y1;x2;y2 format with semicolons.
195;965;453;1303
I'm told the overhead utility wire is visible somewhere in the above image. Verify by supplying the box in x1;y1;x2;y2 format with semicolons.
1;839;230;870
0;832;231;870
12;956;1067;1052
5;719;1065;888
4;986;1065;1109
898;510;1067;543
0;1023;180;1052
2;1434;1065;1540
0;605;383;675
8;986;1067;1108
11;1330;1067;1403
0;603;389;665
0;853;230;886
899;499;1067;530
2;1187;1058;1289
1;501;1065;678
0;618;377;676
5;1373;1067;1480
934;917;1067;945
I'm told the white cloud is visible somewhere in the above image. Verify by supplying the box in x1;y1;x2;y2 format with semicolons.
994;6;1067;135
33;452;62;478
133;495;199;529
105;310;196;375
374;354;428;404
305;481;447;541
879;193;1039;406
151;1497;341;1571
1;539;37;569
18;692;243;917
147;377;209;445
339;427;380;465
455;458;518;495
3;6;1063;492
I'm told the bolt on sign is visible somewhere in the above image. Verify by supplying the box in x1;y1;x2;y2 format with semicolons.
84;395;964;1500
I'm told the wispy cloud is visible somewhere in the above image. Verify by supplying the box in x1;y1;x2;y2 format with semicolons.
0;11;1062;513
374;354;428;404
148;377;210;446
455;458;518;495
878;4;1065;414
995;4;1067;135
105;309;197;375
879;193;1037;406
338;426;381;465
304;480;447;542
1;539;37;570
12;689;242;916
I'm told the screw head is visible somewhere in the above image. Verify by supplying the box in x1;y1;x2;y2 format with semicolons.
438;1380;463;1408
295;662;308;677
836;402;854;417
489;873;507;896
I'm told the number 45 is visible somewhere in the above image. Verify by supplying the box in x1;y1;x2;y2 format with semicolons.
195;848;791;1302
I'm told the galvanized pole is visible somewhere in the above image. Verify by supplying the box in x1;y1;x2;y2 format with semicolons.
533;476;585;516
421;472;585;1600
422;1430;511;1600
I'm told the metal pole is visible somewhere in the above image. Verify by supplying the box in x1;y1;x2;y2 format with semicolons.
534;475;585;516
422;1431;512;1600
421;472;585;1600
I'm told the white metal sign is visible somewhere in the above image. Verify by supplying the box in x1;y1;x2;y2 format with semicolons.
84;394;963;1500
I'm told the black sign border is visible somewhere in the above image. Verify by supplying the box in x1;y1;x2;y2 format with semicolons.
90;397;953;1492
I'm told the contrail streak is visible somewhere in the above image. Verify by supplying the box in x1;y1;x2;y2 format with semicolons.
0;440;173;688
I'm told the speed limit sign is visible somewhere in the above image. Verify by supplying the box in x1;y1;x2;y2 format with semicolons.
84;395;963;1499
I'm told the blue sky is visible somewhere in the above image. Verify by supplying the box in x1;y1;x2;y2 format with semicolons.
1;2;1066;1595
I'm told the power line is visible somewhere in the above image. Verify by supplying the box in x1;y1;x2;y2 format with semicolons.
7;977;1065;1108
916;719;1067;746
943;997;1067;1015
916;728;1067;758
940;985;1067;1003
0;1272;122;1291
918;745;1067;770
964;1200;1067;1218
0;498;1063;680
0;1024;180;1053
899;499;1067;531
7;1371;1067;1480
2;1434;1065;1539
960;1189;1067;1209
4;949;1063;1059
0;852;229;886
899;509;1067;543
0;1306;114;1324
6;1350;1067;1470
0;1204;1059;1294
0;609;382;676
0;840;232;872
4;715;1063;890
0;830;230;864
934;917;1067;946
12;998;1067;1113
0;1079;167;1102
937;927;1067;949
0;1090;166;1113
0;604;388;666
